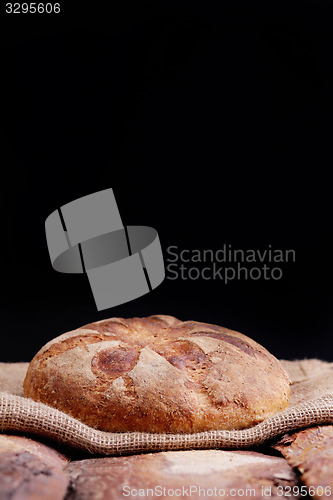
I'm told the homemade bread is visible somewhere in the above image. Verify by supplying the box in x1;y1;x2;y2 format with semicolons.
23;315;290;432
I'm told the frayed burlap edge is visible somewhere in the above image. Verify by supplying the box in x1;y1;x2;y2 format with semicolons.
1;394;333;456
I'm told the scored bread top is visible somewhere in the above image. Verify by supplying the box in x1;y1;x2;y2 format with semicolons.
23;315;291;433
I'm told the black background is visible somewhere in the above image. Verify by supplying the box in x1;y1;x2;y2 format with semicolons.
1;1;332;362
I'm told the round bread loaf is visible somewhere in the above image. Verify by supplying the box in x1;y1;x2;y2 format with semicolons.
23;315;290;433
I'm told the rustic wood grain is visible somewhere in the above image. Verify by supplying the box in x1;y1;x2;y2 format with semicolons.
0;434;70;500
274;425;333;499
66;449;299;499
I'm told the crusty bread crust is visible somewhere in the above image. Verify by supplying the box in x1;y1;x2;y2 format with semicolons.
23;315;290;432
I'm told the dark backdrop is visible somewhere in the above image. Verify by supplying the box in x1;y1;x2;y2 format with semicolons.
1;1;332;362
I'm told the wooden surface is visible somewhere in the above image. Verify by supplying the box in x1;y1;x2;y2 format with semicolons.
0;434;69;500
274;425;333;500
66;449;298;500
1;428;333;499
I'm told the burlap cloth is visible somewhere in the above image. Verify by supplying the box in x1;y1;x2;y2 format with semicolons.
0;359;333;456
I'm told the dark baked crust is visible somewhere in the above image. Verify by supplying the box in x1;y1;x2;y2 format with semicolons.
23;315;291;432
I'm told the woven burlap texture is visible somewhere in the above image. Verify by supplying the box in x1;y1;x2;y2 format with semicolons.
0;360;333;455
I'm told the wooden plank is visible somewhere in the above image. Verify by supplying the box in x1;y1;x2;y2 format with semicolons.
0;434;70;500
66;449;299;499
273;425;333;500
